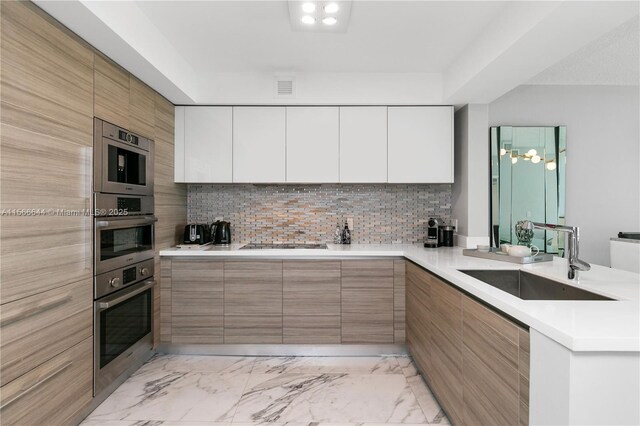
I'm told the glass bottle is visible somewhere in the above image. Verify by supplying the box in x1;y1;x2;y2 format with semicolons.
342;220;351;245
334;222;342;244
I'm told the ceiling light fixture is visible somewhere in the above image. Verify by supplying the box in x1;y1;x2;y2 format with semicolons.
531;155;541;164
511;157;518;164
322;16;337;25
301;2;316;13
324;3;339;13
546;161;557;171
301;15;316;25
499;148;507;156
527;149;537;156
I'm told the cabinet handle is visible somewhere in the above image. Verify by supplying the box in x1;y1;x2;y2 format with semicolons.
0;295;73;327
0;361;73;410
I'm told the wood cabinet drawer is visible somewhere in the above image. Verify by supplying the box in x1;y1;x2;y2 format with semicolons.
341;260;394;288
284;315;341;344
224;261;283;316
0;278;92;386
283;260;341;316
0;337;92;425
224;315;283;344
172;260;224;344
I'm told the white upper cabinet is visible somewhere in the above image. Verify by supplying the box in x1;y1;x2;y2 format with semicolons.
174;106;186;182
387;106;453;183
175;106;233;183
286;107;339;183
233;107;286;183
339;107;388;183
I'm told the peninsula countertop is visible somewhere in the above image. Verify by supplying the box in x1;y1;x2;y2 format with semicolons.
160;244;640;352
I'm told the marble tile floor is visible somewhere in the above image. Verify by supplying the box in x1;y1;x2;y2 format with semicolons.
82;355;450;426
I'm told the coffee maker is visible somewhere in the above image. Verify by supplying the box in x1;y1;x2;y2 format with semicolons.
425;218;439;248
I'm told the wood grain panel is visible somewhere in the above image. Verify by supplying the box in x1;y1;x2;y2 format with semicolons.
283;315;341;344
0;337;92;426
129;75;155;138
1;1;93;145
160;258;173;343
426;273;463;425
341;259;394;288
462;295;527;426
171;260;224;344
224;316;283;344
406;261;432;375
342;288;393;343
153;281;160;349
154;93;187;345
224;261;283;316
519;328;530;426
393;259;406;343
0;278;92;387
1;0;93;303
283;260;341;316
94;53;129;128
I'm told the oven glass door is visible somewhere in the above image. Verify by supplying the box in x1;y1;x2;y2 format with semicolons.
98;285;152;369
95;216;155;274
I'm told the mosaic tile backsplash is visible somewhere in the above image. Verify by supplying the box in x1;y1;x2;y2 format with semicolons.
188;184;452;244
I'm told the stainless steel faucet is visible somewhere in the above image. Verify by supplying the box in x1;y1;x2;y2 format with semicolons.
521;221;591;279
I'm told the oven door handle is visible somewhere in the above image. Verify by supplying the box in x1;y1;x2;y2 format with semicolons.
95;216;157;229
97;280;155;310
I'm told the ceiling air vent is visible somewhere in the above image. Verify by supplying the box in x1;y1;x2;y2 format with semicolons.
275;76;295;98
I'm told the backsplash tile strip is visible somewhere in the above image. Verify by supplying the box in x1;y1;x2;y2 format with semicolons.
188;184;451;244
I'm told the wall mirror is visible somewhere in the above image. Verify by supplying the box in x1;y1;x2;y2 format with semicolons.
490;126;567;254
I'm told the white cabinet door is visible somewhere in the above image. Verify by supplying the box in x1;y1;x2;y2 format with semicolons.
233;107;286;183
286;107;339;183
388;106;453;183
339;107;387;183
174;106;186;182
183;106;233;183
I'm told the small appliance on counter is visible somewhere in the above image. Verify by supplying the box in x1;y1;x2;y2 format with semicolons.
425;218;440;248
210;220;232;245
183;224;210;245
438;225;455;247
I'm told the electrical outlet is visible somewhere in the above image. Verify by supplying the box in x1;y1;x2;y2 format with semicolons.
347;217;354;230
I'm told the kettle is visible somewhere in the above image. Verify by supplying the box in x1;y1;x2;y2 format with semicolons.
210;221;231;245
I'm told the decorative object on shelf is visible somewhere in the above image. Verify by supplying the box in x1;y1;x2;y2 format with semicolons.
334;221;343;244
515;220;534;246
342;220;351;244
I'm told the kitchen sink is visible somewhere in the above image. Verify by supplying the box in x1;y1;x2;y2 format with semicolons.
459;269;614;301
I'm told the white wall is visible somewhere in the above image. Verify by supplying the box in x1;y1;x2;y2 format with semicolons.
489;85;640;266
452;104;490;247
194;72;444;105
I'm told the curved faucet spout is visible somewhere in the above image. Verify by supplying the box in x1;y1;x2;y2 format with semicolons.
520;220;590;280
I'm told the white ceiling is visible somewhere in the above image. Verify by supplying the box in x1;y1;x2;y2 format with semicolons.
528;15;639;86
36;0;640;104
134;1;506;73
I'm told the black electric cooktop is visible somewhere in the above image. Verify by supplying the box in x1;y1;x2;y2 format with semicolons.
240;243;328;250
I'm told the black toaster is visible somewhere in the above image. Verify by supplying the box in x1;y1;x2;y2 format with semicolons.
183;224;210;244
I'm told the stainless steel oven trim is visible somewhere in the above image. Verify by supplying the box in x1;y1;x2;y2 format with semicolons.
94;279;155;396
94;215;156;275
94;118;154;196
94;258;155;300
94;193;155;217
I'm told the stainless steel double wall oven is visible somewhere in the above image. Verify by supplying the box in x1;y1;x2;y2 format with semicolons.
93;118;156;396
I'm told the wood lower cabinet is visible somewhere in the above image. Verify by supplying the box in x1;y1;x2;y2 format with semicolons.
0;278;93;387
224;260;283;343
0;337;93;425
406;261;530;426
341;260;394;343
283;260;341;344
171;259;224;344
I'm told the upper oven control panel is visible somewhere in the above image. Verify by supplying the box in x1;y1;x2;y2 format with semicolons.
94;193;154;217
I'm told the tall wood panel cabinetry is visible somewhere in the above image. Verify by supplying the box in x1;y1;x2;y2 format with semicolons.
0;2;185;423
406;261;530;426
0;2;94;424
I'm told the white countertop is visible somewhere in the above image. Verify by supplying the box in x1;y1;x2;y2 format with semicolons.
160;244;640;352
